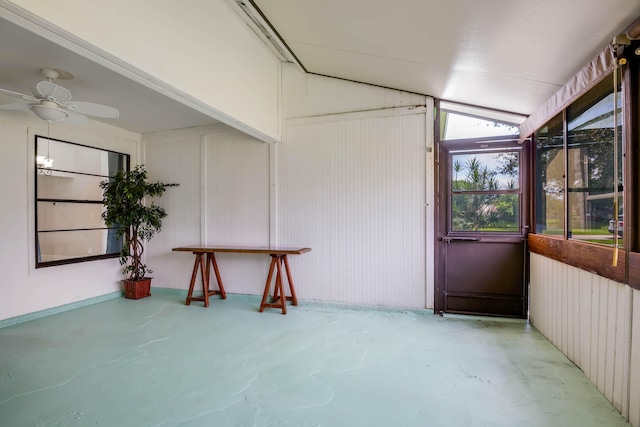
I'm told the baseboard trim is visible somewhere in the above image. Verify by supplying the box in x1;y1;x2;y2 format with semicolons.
151;287;263;303
0;291;123;329
152;287;432;313
1;287;436;329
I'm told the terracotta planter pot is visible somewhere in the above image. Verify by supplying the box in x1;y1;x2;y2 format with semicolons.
123;278;152;299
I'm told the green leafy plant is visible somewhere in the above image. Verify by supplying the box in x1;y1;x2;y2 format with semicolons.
100;165;177;281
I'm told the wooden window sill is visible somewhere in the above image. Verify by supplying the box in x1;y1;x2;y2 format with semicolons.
528;234;640;290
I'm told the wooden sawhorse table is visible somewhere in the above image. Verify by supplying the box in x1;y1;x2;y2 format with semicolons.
172;246;311;314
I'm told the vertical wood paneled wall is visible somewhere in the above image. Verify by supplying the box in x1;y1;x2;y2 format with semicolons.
277;107;431;308
278;67;435;309
145;70;436;310
529;253;640;426
144;124;272;295
283;64;429;119
204;128;272;294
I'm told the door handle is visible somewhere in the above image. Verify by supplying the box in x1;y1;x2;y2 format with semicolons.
440;236;481;244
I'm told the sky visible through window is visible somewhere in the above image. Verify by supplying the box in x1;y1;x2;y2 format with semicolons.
452;152;519;190
444;112;519;140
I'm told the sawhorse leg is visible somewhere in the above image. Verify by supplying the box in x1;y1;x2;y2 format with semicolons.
185;252;226;307
259;254;298;314
206;253;226;299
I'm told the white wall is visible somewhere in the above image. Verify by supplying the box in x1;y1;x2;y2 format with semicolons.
278;109;430;308
144;68;435;309
283;63;428;118
529;253;640;426
0;109;139;322
2;0;282;141
280;66;434;309
144;124;272;296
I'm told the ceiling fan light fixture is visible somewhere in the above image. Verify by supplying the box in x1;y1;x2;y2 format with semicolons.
36;155;46;168
29;102;69;122
42;156;54;168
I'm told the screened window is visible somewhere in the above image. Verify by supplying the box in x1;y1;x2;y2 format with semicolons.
533;73;623;246
535;113;565;236
567;75;622;244
35;136;129;267
451;150;521;232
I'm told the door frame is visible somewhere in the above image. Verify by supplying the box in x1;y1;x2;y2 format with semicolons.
434;135;531;316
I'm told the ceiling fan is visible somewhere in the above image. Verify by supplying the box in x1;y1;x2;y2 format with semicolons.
0;68;119;124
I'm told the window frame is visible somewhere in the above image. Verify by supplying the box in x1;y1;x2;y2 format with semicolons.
448;147;523;234
529;47;640;289
34;135;130;268
533;112;566;239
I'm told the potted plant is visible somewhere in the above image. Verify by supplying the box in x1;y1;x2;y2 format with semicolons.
100;165;177;299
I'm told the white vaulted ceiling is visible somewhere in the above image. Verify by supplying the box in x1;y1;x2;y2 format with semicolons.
255;0;640;117
1;1;640;133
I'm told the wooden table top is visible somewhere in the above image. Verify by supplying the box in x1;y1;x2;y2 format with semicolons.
172;246;311;255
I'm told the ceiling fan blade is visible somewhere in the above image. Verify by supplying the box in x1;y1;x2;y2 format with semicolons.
64;110;89;125
34;80;72;103
66;101;119;118
0;87;38;101
0;102;30;111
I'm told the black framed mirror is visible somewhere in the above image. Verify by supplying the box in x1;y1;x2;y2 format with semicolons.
35;135;130;268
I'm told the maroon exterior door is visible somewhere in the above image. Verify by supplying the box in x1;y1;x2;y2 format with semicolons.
435;136;530;318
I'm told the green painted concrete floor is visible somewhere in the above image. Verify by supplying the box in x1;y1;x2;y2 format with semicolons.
0;293;630;427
